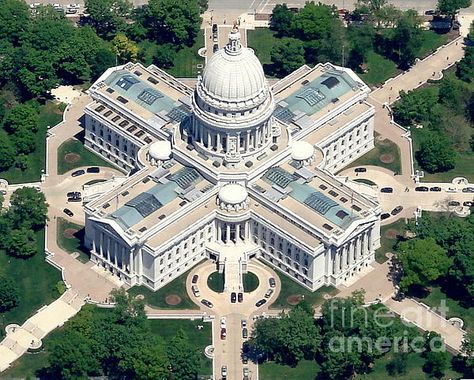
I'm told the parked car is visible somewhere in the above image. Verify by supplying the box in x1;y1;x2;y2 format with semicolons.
354;167;367;173
213;43;218;53
212;23;218;33
238;292;243;302
463;201;474;207
201;299;213;308
67;191;81;198
68;197;82;202
415;186;429;192
71;169;85;177
220;328;227;340
264;289;274;298
231;292;237;303
220;317;226;329
425;9;435;15
448;201;460;207
380;187;393;193
380;213;391;220
243;367;249;380
191;274;198;284
430;186;441;192
391;205;403;215
241;319;247;328
221;365;227;379
462;187;474;193
446;187;457;193
242;353;248;364
269;277;276;288
242;328;248;339
63;208;74;217
255;299;267;307
87;166;100;173
191;285;200;297
66;8;77;13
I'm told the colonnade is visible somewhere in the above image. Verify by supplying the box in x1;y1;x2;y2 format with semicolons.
331;229;372;275
92;231;133;275
216;220;251;244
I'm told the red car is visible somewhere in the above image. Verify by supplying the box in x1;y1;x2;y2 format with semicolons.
220;328;227;340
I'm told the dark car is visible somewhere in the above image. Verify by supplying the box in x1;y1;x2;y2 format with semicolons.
462;187;474;193
380;187;393;193
213;43;218;53
242;328;248;339
415;186;429;192
68;197;82;202
430;186;441;192
86;166;100;174
238;292;243;303
212;23;217;33
391;205;403;215
191;274;198;284
201;299;213;308
67;191;81;198
255;299;267;307
242;354;248;364
381;212;391;220
269;277;276;288
231;292;237;303
425;9;435;15
71;169;85;177
448;201;460;207
354;167;367;173
63;208;74;217
220;328;227;340
463;201;474;207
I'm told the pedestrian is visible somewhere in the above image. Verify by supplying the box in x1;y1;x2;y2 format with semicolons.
447;56;449;60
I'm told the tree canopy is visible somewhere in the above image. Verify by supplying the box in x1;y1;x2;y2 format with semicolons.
437;0;472;18
270;38;305;77
0;275;20;312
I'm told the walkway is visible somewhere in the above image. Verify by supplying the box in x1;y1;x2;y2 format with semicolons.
0;290;84;372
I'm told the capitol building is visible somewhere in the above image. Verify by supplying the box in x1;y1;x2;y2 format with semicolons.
83;27;381;292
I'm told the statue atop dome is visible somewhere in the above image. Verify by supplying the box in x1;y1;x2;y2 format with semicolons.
226;22;242;55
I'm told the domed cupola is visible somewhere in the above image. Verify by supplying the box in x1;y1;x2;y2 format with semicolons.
187;24;279;166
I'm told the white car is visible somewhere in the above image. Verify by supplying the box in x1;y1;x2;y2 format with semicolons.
221;365;227;378
264;288;274;298
191;285;200;298
446;187;458;193
220;316;226;329
69;3;80;8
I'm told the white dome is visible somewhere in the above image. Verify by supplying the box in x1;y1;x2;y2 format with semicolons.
200;28;267;105
291;141;314;161
218;184;248;204
149;140;171;161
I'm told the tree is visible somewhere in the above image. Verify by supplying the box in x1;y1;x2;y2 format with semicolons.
456;46;474;83
168;329;200;380
0;275;20;312
0;135;16;170
85;0;132;37
347;24;375;71
391;9;422;69
438;76;470;110
12;126;36;154
270;38;305;77
386;352;408;375
152;43;177;68
91;47;117;79
424;350;449;377
148;0;201;47
416;132;457;173
5;227;38;257
4;103;39;134
0;0;30;45
460;332;474;376
9;187;48;230
437;0;472;19
112;34;139;63
397;238;452;292
291;2;336;41
270;4;294;37
393;88;439;126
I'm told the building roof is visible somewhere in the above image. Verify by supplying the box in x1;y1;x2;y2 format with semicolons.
291;141;314;161
149;140;172;161
218;184;248;204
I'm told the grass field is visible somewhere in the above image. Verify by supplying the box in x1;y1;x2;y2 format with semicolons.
56;217;89;263
418;286;474;331
128;267;198;310
243;272;259;292
420;153;474;183
347;135;402;174
247;28;279;67
149;319;212;376
360;51;400;86
376;218;408;263
260;359;319;380
57;138;115;175
207;271;224;293
271;270;338;309
417;30;451;59
0;102;63;184
167;30;205;78
0;229;61;338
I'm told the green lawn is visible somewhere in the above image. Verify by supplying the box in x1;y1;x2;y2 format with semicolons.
166;30;205;78
376;218;407;263
346;135;402;174
0;102;63;184
207;271;224;293
149;319;212;376
247;28;279;67
418;286;474;331
260;359;319;380
420;153;474;183
416;30;451;59
357;351;462;380
0;229;61;338
354;178;377;186
128;267;199;310
56;217;89;263
57;138;116;175
243;272;259;292
360;51;400;86
271;270;338;310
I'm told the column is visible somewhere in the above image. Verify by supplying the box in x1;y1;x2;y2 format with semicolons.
236;223;241;243
138;249;143;276
217;133;221;152
244;221;250;242
129;250;134;273
199;126;203;144
237;132;241;152
207;131;211;148
226;224;231;243
114;242;119;267
357;236;362;259
99;233;104;257
92;238;96;254
339;249;343;271
106;237;111;262
246;131;251;152
217;222;222;243
364;231;369;256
